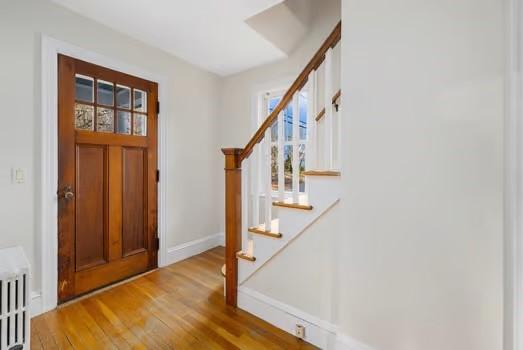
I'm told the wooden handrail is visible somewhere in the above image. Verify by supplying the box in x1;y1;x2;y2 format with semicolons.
332;89;342;104
239;21;342;162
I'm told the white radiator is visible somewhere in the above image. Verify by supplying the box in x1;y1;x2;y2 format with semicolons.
0;247;30;350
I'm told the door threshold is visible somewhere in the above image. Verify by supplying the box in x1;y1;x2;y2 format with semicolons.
57;268;158;309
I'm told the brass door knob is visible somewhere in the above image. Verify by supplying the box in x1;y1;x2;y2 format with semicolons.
58;185;74;201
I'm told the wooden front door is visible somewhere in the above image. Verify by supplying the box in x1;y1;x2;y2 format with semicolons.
57;55;158;303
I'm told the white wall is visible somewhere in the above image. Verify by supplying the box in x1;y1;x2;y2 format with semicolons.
339;0;504;349
0;0;223;293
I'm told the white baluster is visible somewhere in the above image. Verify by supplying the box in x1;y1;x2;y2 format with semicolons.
324;48;334;169
292;93;300;203
306;70;317;171
277;111;285;202
264;128;272;231
335;42;342;170
246;239;254;257
336;95;342;170
252;145;260;227
242;156;249;252
252;92;265;228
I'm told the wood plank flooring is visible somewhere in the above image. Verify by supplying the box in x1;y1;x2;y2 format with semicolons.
31;247;318;349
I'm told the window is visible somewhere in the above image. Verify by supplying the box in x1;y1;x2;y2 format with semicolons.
74;74;148;136
262;90;307;193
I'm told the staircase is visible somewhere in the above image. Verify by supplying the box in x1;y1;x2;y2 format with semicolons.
221;21;342;306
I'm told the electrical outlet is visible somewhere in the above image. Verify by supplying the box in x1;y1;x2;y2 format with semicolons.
295;324;305;339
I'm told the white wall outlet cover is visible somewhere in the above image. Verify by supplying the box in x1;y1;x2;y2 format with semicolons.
295;324;305;339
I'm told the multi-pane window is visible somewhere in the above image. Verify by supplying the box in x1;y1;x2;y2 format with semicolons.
266;91;307;193
74;74;147;136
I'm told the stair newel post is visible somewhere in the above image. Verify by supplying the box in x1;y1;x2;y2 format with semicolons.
222;148;243;307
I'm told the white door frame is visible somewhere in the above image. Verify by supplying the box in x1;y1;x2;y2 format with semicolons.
506;0;523;349
40;35;169;313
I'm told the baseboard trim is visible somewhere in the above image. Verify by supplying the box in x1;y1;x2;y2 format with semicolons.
335;333;375;350
238;286;373;350
165;232;224;266
31;292;43;318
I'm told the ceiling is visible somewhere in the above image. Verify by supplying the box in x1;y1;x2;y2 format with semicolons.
246;0;313;56
51;0;292;76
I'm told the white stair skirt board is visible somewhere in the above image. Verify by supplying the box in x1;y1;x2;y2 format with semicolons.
165;232;224;266
238;286;374;350
238;175;341;284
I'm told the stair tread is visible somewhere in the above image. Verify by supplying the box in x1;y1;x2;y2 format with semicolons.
302;170;341;176
273;200;313;210
236;251;256;262
248;226;283;238
248;220;282;238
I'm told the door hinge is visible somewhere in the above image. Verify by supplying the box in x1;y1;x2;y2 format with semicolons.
156;169;160;183
155;236;160;251
156;100;160;115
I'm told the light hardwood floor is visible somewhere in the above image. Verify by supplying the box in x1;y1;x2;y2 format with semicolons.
31;247;318;349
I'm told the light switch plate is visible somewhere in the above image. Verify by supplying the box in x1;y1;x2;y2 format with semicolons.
12;168;25;184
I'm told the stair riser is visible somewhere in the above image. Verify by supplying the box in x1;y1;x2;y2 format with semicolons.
278;177;340;233
307;176;341;205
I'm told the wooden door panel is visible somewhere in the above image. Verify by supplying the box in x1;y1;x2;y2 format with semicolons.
58;55;158;303
108;146;123;262
75;144;108;271
122;147;146;256
74;252;148;296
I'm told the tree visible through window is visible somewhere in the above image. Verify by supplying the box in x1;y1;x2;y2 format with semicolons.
267;92;307;193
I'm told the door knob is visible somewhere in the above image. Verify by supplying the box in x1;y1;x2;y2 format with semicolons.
58;185;75;201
